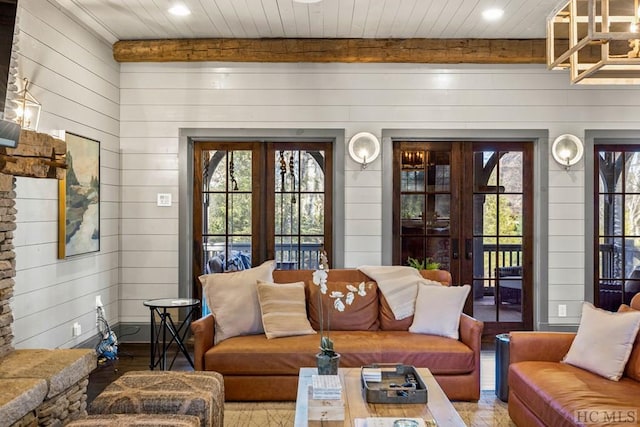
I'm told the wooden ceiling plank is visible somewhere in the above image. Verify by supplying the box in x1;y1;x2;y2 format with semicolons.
112;37;580;64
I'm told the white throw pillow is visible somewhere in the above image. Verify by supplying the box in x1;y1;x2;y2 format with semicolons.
563;302;640;381
199;260;275;345
409;284;470;339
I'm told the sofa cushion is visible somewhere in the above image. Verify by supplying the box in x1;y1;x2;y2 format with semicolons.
307;281;379;331
200;260;275;344
563;302;640;381
409;284;470;340
256;280;316;339
509;361;640;426
373;331;475;374
203;331;475;376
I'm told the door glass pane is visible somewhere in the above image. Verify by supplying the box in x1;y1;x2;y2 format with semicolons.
300;151;325;192
202;149;253;271
431;194;450;233
300;193;324;234
206;193;226;234
474;194;496;236
401;195;425;224
498;237;522;269
626;152;640;193
401;237;424;264
598;151;620;193
229;192;251;234
499;195;522;236
499;152;523;193
473;149;524;323
428;151;450;192
479;151;497;189
205;151;227;192
402;150;425;191
426;237;450;272
398;146;452;270
596;147;640;311
274;149;325;270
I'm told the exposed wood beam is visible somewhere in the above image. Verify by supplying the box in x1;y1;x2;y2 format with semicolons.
114;38;559;64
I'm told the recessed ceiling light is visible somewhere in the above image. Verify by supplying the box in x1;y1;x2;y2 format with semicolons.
293;0;322;4
169;4;191;16
482;8;504;21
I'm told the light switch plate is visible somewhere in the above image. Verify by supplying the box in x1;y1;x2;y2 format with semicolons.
157;193;172;207
558;304;567;317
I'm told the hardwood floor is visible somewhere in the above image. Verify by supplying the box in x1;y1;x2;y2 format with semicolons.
88;342;499;405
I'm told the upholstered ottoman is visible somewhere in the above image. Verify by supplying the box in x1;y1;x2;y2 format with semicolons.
67;413;201;426
89;371;224;427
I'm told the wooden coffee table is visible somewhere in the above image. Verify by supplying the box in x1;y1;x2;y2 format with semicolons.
294;367;466;426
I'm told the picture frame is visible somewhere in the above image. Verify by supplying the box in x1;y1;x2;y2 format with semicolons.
58;132;100;258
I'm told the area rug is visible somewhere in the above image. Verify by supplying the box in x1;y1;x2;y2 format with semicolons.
224;390;515;426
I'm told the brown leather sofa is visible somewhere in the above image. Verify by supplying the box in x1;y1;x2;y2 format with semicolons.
508;294;640;427
191;269;483;401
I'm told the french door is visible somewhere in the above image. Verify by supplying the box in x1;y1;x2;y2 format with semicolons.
594;145;640;311
192;141;333;309
393;141;533;336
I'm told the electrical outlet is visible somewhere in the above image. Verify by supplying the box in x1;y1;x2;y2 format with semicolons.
72;322;82;337
558;304;567;317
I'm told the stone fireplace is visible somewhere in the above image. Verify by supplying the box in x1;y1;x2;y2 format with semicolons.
0;130;97;426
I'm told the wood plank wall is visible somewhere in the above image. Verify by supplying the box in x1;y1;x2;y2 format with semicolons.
11;0;120;349
119;61;640;326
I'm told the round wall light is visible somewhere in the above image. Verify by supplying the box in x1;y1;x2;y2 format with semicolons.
348;132;380;169
551;134;584;170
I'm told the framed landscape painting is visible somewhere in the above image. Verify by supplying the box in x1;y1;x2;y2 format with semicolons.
58;132;100;258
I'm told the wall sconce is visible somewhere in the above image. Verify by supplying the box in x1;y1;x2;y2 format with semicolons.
348;132;380;170
551;134;584;170
15;78;41;131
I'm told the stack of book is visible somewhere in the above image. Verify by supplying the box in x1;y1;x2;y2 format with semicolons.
362;367;382;382
311;374;342;400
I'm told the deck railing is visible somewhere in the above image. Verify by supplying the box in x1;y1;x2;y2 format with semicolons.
204;242;323;271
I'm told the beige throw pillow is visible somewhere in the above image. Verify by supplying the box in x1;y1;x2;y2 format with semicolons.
409;284;470;339
563;302;640;381
257;280;316;339
199;260;275;345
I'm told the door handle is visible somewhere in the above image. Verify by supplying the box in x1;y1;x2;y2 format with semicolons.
465;238;473;260
452;239;459;260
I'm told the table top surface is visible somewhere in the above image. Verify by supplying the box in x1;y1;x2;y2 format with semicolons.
294;367;466;427
143;298;200;308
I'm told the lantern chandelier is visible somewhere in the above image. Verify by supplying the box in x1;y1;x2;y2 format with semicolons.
547;0;640;84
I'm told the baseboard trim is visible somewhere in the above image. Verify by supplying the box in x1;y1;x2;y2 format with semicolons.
537;323;579;332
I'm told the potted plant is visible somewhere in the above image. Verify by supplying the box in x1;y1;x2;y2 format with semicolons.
407;256;440;270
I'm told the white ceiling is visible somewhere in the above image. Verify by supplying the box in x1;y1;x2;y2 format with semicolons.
54;0;561;45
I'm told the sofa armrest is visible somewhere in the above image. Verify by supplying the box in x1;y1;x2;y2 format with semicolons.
509;331;576;364
459;314;483;354
191;314;215;371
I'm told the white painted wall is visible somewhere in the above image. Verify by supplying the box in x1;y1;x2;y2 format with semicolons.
11;0;119;349
119;61;640;328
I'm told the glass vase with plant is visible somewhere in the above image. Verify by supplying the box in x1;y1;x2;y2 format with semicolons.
312;250;366;374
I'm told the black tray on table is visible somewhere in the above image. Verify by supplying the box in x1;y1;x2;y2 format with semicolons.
361;364;428;404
